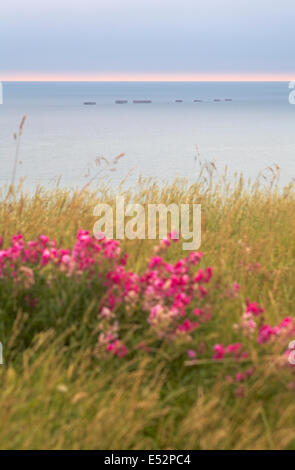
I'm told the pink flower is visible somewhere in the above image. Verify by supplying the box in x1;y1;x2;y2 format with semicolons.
246;301;264;316
100;307;113;318
226;343;242;354
194;269;204;283
177;319;199;333
41;248;51;265
150;304;163;320
148;256;163;269
258;324;274;344
235;373;244;382
188;251;203;265
160;238;171;248
213;344;225;360
199;286;207;297
107;340;128;358
40;235;49;244
61;254;70;264
187;349;197;359
193;308;204;316
279;317;292;329
204;267;213;283
168;231;179;240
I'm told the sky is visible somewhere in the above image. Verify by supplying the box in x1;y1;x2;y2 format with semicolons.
0;0;294;81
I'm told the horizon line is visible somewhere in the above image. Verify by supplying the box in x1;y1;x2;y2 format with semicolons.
1;72;294;82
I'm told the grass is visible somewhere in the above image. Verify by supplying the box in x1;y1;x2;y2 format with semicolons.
1;167;295;450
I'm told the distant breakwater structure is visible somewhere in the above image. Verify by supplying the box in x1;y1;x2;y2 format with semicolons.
133;100;152;104
83;98;233;105
114;98;233;104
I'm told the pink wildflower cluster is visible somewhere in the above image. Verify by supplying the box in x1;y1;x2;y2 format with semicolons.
234;300;294;346
139;249;212;338
107;339;128;358
226;367;255;384
213;342;247;360
0;230;122;281
2;229;295;384
95;234;214;352
234;301;265;336
258;317;294;344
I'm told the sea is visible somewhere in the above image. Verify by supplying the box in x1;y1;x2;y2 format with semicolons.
0;81;294;189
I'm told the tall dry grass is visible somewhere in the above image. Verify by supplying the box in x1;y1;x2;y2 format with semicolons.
1;167;295;449
1;333;295;449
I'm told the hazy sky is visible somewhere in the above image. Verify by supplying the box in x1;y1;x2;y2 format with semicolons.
1;0;294;80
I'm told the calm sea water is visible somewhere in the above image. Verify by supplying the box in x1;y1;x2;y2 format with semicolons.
0;82;294;189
